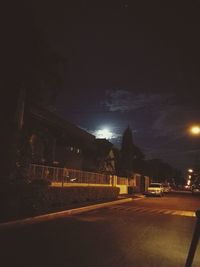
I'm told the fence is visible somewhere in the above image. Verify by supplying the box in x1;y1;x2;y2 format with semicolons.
28;164;128;186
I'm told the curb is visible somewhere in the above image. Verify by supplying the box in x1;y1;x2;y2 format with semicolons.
133;194;146;198
0;197;133;229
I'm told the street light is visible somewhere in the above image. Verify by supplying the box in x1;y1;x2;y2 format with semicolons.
188;169;193;173
190;125;200;135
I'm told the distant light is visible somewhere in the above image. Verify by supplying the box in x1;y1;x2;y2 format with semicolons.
190;126;200;135
95;128;113;139
188;175;191;179
187;180;191;185
188;169;193;173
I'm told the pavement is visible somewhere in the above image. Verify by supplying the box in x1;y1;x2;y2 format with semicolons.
0;194;144;229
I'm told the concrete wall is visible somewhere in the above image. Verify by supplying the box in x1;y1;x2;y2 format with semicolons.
52;182;128;194
116;185;128;194
51;182;111;187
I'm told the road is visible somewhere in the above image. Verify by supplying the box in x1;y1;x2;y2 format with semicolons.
0;192;200;267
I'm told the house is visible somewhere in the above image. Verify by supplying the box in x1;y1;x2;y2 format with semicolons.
90;138;116;174
21;105;117;174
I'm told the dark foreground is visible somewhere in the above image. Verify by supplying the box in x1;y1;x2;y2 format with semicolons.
0;192;200;267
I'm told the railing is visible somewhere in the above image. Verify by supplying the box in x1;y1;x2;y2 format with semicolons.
28;164;118;185
28;164;150;195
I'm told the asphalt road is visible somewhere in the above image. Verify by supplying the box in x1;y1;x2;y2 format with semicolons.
0;192;200;267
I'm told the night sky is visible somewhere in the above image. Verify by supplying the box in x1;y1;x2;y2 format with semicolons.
11;1;200;172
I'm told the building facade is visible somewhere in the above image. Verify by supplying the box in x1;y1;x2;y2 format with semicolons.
20;105;116;174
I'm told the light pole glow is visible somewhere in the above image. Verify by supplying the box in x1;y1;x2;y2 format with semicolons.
190;125;200;135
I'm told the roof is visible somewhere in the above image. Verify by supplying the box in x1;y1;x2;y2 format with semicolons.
29;105;95;144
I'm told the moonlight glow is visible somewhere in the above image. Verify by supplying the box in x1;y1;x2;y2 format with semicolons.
95;128;113;139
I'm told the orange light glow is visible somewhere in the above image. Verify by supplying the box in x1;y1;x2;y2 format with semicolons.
190;126;200;135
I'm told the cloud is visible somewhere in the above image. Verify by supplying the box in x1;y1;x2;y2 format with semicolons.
80;125;121;141
92;128;122;140
152;104;200;138
99;89;200;172
104;89;172;112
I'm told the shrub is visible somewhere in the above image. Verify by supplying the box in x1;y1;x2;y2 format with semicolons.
0;185;120;222
30;178;51;186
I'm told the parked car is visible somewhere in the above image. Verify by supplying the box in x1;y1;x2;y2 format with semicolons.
146;183;164;197
191;184;200;194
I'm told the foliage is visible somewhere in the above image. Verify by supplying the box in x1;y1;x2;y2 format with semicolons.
145;159;183;185
119;126;144;177
118;127;183;185
119;126;135;177
30;179;51;187
2;1;65;182
0;185;119;222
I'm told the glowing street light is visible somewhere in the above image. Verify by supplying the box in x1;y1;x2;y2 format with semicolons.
188;169;193;173
190;125;200;135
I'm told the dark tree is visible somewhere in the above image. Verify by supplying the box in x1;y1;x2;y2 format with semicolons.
119;126;134;177
132;145;145;174
119;126;144;177
2;1;65;182
145;159;183;185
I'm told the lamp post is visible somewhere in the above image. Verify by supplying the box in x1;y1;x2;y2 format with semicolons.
188;125;200;184
185;126;200;266
185;210;200;267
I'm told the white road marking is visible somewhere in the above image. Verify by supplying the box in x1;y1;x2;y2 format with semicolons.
108;205;196;217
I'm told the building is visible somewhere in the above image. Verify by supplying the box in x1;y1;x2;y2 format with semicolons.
20;105;117;174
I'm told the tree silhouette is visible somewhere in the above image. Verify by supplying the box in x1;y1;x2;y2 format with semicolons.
145;159;183;185
2;1;65;182
119;126;144;177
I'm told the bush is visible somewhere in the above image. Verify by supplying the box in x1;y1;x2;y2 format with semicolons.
0;183;28;221
0;185;120;222
30;179;51;186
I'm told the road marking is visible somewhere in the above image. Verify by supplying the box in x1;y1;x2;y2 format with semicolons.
0;198;133;229
163;210;172;214
171;210;195;217
107;205;196;217
133;198;144;201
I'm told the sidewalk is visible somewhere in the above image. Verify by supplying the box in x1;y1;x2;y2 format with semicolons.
0;194;144;229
